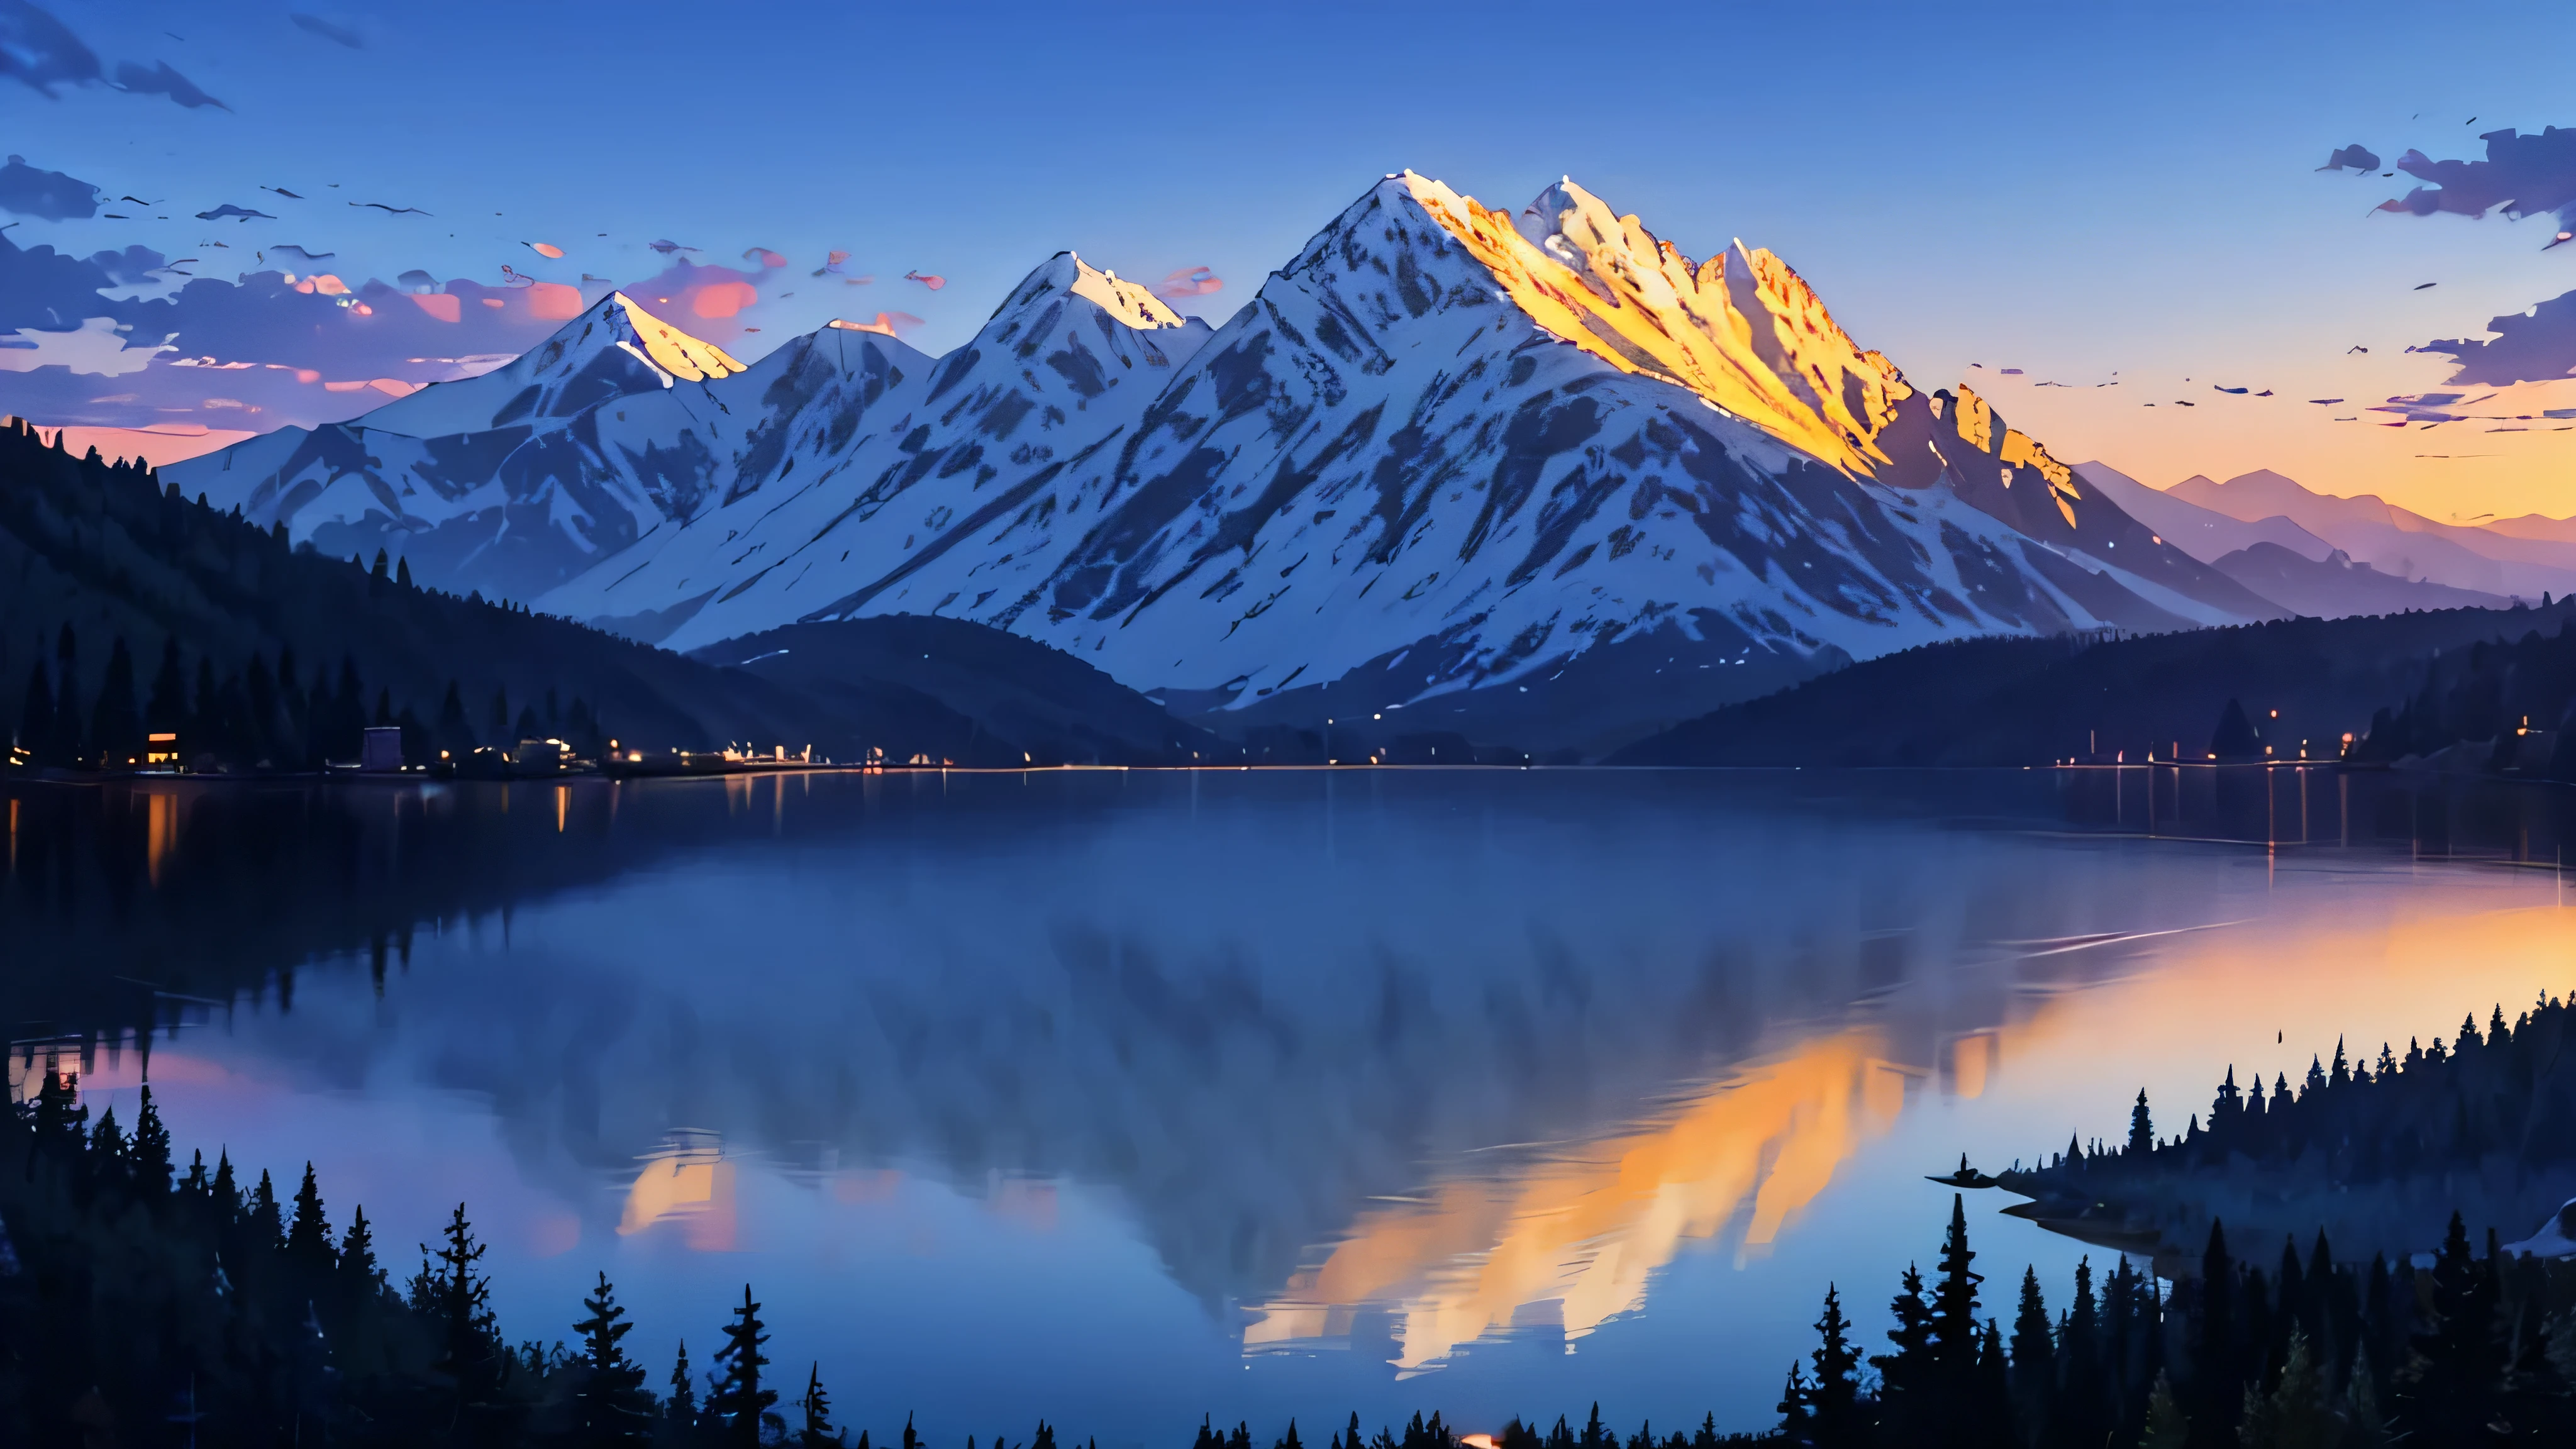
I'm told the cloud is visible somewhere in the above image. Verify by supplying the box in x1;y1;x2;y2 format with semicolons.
2318;144;2380;173
0;315;170;376
0;153;97;219
0;222;794;435
0;229;621;429
196;204;274;221
289;12;364;48
2415;289;2576;386
0;1;100;96
2378;126;2576;225
1152;265;1223;299
112;58;226;110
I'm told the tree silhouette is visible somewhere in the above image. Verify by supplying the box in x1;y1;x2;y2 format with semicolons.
709;1283;779;1447
571;1272;653;1446
89;635;140;765
1803;1284;1865;1448
128;1085;171;1193
2396;1212;2500;1440
419;1202;499;1407
667;1341;699;1433
286;1162;336;1272
794;1362;840;1448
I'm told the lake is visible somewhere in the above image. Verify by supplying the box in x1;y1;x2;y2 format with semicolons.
8;765;2575;1446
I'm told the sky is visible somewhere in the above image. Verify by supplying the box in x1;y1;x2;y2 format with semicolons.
5;0;2576;520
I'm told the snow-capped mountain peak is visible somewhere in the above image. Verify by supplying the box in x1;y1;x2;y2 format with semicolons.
608;291;749;384
172;169;2285;756
355;290;747;440
1059;253;1194;331
1401;171;1907;480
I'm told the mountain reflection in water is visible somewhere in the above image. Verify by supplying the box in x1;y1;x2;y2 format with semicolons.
8;767;2576;1440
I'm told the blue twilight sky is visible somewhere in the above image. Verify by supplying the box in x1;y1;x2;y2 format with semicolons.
6;0;2576;515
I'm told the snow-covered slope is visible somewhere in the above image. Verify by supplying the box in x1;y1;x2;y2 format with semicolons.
162;293;894;602
179;175;2285;755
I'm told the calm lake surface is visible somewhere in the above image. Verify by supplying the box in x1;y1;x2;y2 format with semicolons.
9;765;2576;1444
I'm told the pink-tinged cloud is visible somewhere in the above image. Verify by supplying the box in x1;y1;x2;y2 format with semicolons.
743;248;786;269
526;280;583;320
904;270;945;290
21;422;256;467
528;242;564;259
687;280;758;319
408;292;462;323
1152;265;1222;298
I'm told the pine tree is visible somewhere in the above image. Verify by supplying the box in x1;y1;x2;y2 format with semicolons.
1872;1263;1935;1441
438;679;474;752
1929;1195;1984;1385
1974;1317;2012;1443
2138;1371;2189;1449
87;1106;128;1195
668;1341;699;1431
17;652;52;756
1774;1363;1813;1441
248;1168;286;1250
423;1202;499;1403
1272;1419;1301;1449
2007;1267;2053;1434
2059;1257;2107;1449
2245;1328;2334;1449
572;1272;653;1446
1805;1284;1867;1449
49;621;83;765
130;1085;173;1193
209;1148;239;1219
2396;1211;2500;1441
90;635;142;765
146;636;187;735
396;556;414;587
710;1283;778;1448
794;1362;837;1448
2194;1219;2236;1430
286;1162;335;1272
2128;1089;2155;1155
338;1206;383;1300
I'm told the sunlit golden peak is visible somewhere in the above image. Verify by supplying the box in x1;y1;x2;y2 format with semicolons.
606;292;747;385
1394;170;1915;479
1042;251;1191;332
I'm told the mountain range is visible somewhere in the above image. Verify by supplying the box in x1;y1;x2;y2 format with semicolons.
156;171;2576;759
168;172;2307;757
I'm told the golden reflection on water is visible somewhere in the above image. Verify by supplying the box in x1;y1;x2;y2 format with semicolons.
1245;872;2576;1374
619;1131;737;1250
144;789;177;886
1245;1028;1918;1371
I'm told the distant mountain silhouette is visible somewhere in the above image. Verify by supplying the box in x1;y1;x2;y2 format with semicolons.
2209;542;2509;618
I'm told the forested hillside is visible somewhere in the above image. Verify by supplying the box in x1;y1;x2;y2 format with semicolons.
1613;605;2576;768
0;423;1210;769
